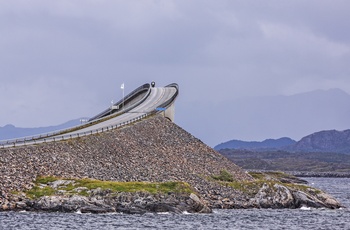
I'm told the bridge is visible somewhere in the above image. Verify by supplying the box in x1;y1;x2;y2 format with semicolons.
0;82;179;148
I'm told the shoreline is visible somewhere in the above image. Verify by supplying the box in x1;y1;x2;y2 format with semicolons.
247;170;350;178
1;173;344;214
290;172;350;178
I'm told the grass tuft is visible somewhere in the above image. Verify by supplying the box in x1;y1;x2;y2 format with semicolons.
26;186;55;199
35;175;60;184
211;170;234;182
24;176;194;199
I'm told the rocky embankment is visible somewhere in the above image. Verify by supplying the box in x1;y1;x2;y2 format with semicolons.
8;179;211;214
0;116;343;213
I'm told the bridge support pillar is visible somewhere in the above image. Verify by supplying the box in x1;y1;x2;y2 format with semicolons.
164;103;175;122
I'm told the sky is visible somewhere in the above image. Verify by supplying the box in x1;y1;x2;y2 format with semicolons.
1;0;350;146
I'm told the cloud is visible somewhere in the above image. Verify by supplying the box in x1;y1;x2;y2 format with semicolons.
1;0;350;145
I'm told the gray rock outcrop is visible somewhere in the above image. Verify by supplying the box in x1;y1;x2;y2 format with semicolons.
9;180;212;214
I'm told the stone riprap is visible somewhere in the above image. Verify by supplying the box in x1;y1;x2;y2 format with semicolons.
12;179;212;214
0;116;342;212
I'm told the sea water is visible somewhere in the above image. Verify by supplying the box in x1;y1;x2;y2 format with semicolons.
1;178;349;230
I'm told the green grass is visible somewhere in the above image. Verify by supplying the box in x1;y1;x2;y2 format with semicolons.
284;183;322;194
248;171;297;180
248;172;266;180
73;178;193;194
25;176;194;199
222;179;313;197
225;180;268;196
35;176;59;184
211;170;234;182
225;178;322;197
210;171;321;197
26;186;56;199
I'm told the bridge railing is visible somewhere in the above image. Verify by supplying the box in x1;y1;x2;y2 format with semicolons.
0;83;152;147
88;83;151;121
157;83;179;109
0;83;179;149
0;116;109;146
0;113;150;149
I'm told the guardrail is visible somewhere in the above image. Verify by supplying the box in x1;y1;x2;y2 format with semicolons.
0;113;116;146
88;83;151;121
0;83;179;149
0;113;151;149
0;83;152;147
157;83;179;109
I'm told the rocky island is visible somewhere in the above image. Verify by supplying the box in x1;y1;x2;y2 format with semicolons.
0;116;343;213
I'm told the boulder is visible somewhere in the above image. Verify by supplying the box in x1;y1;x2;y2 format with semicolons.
292;190;324;208
31;195;91;212
253;183;293;208
188;193;212;213
316;192;342;209
80;205;115;214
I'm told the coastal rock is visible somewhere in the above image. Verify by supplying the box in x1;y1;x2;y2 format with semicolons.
16;189;212;214
188;193;212;213
250;183;342;209
252;183;294;208
290;188;341;209
80;205;116;214
30;195;90;212
292;191;324;208
315;192;341;209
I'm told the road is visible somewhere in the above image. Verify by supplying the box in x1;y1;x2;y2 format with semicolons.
1;83;178;148
65;86;177;136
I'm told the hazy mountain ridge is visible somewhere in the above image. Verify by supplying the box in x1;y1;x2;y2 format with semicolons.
219;148;350;173
214;88;350;154
291;129;350;153
214;137;296;151
0;118;86;140
187;88;350;146
215;129;350;154
216;120;350;173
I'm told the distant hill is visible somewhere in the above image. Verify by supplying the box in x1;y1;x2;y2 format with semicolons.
0;118;87;140
216;129;350;154
214;137;296;151
216;129;350;173
290;129;350;154
219;148;350;173
180;88;350;147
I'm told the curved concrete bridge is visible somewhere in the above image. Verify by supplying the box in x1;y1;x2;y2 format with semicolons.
0;82;179;148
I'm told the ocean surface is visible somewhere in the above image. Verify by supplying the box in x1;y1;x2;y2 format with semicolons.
0;177;349;230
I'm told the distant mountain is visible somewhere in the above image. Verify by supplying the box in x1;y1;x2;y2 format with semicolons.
180;88;350;147
216;129;350;154
214;137;296;151
290;129;350;154
219;148;350;173
0;118;87;140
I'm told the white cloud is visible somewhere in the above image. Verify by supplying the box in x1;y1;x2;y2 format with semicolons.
1;0;350;144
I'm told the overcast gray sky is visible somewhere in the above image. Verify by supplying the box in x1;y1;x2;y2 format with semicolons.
1;1;350;146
